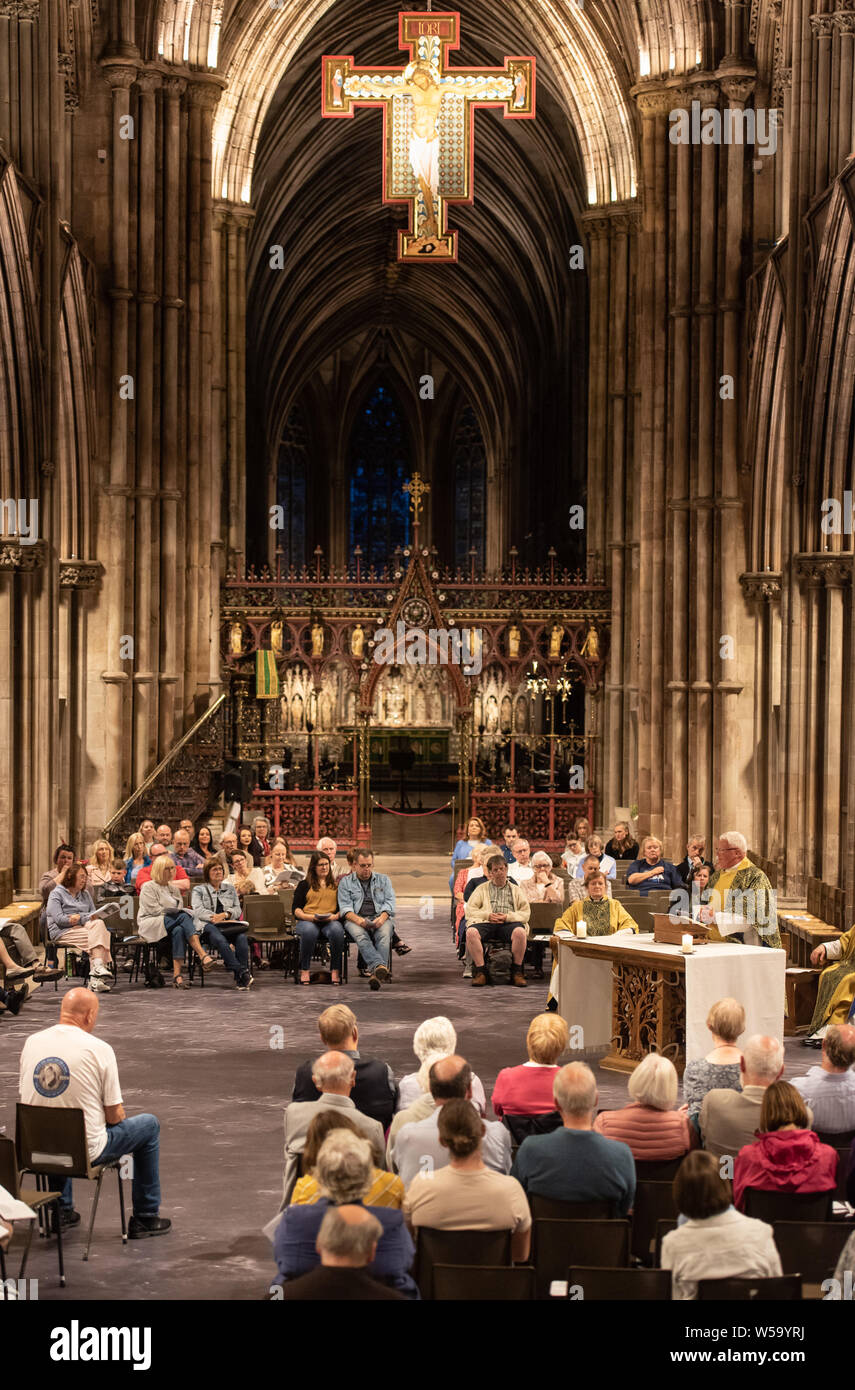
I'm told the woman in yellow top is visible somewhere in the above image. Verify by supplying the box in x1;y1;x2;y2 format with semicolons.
547;870;638;1004
289;1111;404;1209
292;850;347;985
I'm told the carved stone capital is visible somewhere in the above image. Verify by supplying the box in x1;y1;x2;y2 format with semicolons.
135;71;162;95
794;552;853;587
59;558;104;590
101;64;137;90
184;78;225;111
632;85;674;117
834;13;855;32
686;78;722;106
0;540;47;570
0;1;39;18
162;76;187;98
810;13;835;35
739;570;782;601
768;0;782;16
720;75;756;104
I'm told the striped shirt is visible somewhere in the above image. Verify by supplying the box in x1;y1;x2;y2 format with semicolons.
488;882;515;916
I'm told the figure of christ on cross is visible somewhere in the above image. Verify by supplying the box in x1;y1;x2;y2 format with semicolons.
403;60;443;243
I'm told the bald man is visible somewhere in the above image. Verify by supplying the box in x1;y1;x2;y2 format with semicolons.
390;1054;511;1187
18;989;170;1239
281;1206;406;1301
792;1024;855;1133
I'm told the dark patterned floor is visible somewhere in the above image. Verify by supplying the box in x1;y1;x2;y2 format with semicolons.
0;899;811;1301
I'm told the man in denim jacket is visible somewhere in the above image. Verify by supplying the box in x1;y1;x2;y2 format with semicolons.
337;850;396;991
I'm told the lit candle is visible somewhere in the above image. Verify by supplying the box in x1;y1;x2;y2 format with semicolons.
576;920;587;938
681;933;693;954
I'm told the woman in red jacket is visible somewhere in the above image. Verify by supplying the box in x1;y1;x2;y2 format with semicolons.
733;1081;838;1210
594;1053;695;1160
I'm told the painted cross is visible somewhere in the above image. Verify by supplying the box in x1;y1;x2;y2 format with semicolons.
322;10;535;262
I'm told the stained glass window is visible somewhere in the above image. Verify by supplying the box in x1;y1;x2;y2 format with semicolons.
453;404;486;569
348;383;411;567
275;404;308;570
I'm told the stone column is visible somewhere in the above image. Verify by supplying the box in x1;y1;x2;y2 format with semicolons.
581;213;610;583
820;557;851;882
632;87;671;837
99;60;137;818
132;70;161;785
667;111;692;843
793;556;826;880
215;201;254;570
810;16;833;194
690;81;720;839
158;75;185;758
836;14;855;175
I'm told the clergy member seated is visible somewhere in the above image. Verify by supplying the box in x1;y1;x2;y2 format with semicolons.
190;860;252;990
464;854;531;989
682;997;745;1124
280;1205;407;1302
390;1055;510;1187
338;849;396;991
273;1130;417;1298
292;852;346;986
522;851;564;904
574;834;616;881
732;1081;838;1210
660;1151;781;1300
403;1099;532;1262
547;869;635;1005
697;830;782;948
593;1053;694;1160
806;927;855;1043
791;1025;855;1133
491;1013;569;1117
511;1062;636;1216
291;1004;398;1130
626;836;683;894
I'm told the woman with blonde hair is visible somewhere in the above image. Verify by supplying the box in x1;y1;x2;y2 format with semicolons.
449;816;492;889
594;1052;695;1160
138;853;214;989
86;839;116;890
682;998;745;1124
123;832;150;886
492;1013;569;1116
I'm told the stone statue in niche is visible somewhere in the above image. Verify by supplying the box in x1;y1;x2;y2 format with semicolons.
229;622;244;655
310;621;325;657
350;624;365;658
270;620;284;656
507;623;521;659
580;622;600;661
384;677;407;726
548;623;564;660
485;695;499;732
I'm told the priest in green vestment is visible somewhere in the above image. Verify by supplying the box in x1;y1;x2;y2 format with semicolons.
697;831;782;950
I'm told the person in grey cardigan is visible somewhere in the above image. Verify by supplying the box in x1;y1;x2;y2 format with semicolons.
138;855;214;989
46;862;114;992
191;860;253;990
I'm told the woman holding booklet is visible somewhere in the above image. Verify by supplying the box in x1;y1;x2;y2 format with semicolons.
46;861;115;991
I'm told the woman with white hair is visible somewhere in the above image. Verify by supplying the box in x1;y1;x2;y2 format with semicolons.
396;1017;487;1115
273;1130;418;1297
593;1053;695;1159
522;852;563;904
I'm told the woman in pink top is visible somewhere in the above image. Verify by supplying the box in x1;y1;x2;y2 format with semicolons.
733;1081;838;1210
594;1053;694;1160
492;1014;569;1117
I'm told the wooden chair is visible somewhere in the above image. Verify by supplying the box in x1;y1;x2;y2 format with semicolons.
633;1157;683;1182
503;1112;563;1148
654;1217;678;1266
533;1219;631;1298
431;1264;536;1301
414;1226;512;1300
529;1194;616;1221
772;1220;855;1282
631;1180;679;1264
743;1187;833;1223
567;1265;672;1300
0;1134;64;1286
243;894;298;973
15;1104;127;1262
697;1274;802;1300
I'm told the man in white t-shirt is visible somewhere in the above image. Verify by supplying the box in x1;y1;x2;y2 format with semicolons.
18;989;170;1239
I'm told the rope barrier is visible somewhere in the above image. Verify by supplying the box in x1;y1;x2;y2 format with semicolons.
370;798;453;818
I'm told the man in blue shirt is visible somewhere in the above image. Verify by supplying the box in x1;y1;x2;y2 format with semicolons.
511;1062;635;1216
338;850;396;991
791;1025;855;1132
501;826;519;864
625;836;683;896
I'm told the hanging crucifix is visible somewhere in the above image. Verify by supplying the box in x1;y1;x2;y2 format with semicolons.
322;11;535;261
